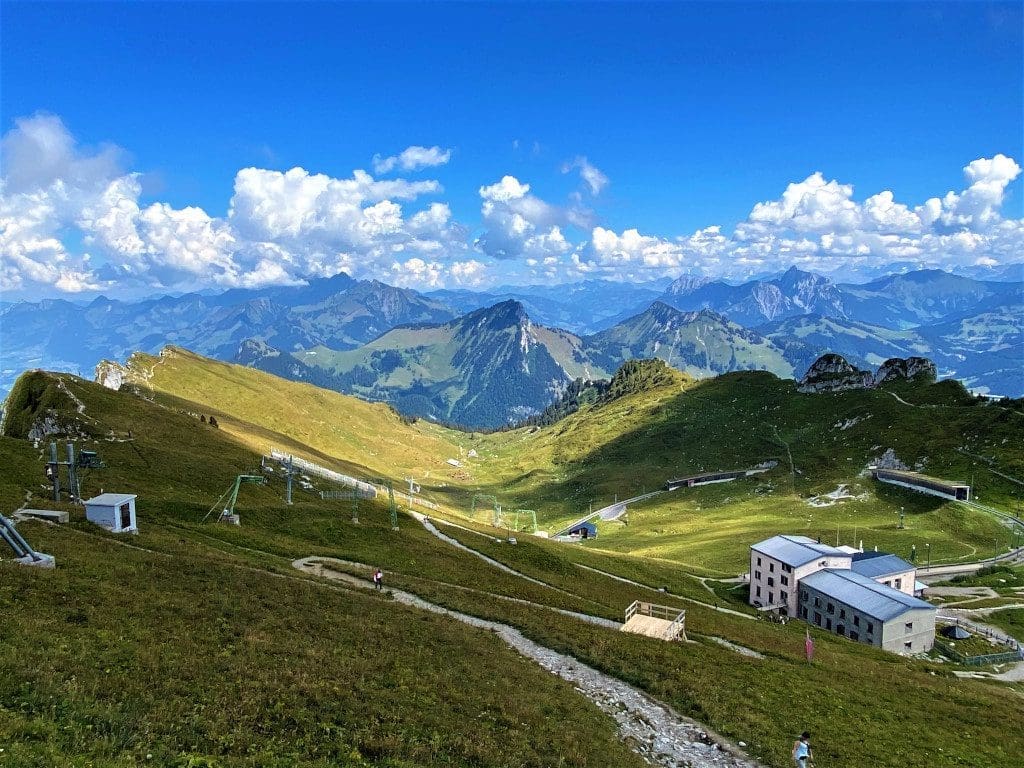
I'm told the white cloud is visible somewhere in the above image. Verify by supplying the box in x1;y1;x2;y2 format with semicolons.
476;175;576;260
373;145;452;174
561;156;609;195
479;175;531;203
1;112;1020;294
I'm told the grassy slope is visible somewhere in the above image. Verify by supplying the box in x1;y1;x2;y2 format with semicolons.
118;347;468;485
465;370;1023;569
113;349;1024;573
2;370;1024;767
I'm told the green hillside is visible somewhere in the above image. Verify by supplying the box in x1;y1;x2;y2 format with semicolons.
586;303;795;379
89;348;1024;574
290;301;605;428
464;365;1024;570
2;365;1024;768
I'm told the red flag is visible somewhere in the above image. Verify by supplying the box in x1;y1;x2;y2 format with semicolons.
805;629;815;662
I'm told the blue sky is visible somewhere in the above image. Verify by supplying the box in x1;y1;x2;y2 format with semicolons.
1;1;1022;297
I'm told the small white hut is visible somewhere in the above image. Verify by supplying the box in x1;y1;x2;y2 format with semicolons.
84;493;138;533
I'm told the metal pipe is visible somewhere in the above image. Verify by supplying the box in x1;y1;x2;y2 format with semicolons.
1;516;39;561
67;442;78;502
50;442;60;501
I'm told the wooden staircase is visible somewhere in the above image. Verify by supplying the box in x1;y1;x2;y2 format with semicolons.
621;601;687;641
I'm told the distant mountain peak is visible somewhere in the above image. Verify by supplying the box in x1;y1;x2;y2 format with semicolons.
461;299;531;329
665;274;712;296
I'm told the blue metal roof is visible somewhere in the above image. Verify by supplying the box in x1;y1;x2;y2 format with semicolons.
751;535;850;567
801;569;934;622
850;554;914;579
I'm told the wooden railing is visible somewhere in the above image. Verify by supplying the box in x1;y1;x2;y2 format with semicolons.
625;601;687;638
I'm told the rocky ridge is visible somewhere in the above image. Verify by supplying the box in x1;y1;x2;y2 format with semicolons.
798;353;938;394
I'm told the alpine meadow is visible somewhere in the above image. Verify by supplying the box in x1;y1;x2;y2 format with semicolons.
2;3;1023;768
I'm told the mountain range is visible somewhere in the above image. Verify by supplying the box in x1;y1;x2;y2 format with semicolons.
2;266;1021;425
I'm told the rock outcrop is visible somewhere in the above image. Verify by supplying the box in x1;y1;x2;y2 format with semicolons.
95;360;126;391
797;354;873;393
799;353;939;394
871;448;909;470
873;356;937;386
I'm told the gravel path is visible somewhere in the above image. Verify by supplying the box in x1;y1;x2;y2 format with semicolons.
294;556;764;768
575;564;757;621
416;514;547;585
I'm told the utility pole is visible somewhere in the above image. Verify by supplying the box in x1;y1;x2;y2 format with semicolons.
286;455;294;505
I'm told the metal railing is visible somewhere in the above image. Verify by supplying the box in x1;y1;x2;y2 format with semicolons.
933;639;1022;667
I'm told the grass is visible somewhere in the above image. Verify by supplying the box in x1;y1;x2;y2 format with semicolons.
984;609;1024;642
108;348;1024;576
935;625;1010;656
1;522;644;768
3;363;1024;767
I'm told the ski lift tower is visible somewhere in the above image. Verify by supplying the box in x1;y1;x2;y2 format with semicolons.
404;477;421;512
320;488;365;524
374;479;399;530
471;493;500;526
204;475;266;525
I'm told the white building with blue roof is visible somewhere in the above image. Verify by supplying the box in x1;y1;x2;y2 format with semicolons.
798;569;935;653
749;535;852;617
749;534;935;654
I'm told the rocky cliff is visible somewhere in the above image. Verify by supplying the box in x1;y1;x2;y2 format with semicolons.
798;353;938;394
797;354;873;393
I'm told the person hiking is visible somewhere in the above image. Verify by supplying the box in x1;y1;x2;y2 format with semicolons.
373;568;383;591
792;731;813;766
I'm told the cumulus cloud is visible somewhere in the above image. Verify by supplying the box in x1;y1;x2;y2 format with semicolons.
569;155;1022;281
561;156;609;195
1;112;1020;293
475;175;576;260
373;145;451;174
0;116;466;294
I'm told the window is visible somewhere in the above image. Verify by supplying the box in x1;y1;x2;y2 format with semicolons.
850;631;859;642
781;575;789;586
768;592;774;604
867;622;874;634
769;563;775;572
905;622;914;633
755;570;761;580
814;597;821;608
884;580;891;587
826;618;832;631
801;607;808;619
814;612;822;626
781;590;788;603
826;602;835;615
895;578;902;590
783;564;792;573
755;586;761;597
767;577;774;587
853;615;860;627
757;557;762;566
904;641;913;651
837;625;845;636
840;608;847;620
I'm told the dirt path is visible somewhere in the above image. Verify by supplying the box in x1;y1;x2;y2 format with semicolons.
417;515;552;588
575;563;758;621
293;556;764;768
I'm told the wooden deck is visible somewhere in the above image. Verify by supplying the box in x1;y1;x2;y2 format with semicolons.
621;601;687;641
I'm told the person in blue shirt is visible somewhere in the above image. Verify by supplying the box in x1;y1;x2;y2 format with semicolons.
792;731;813;766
